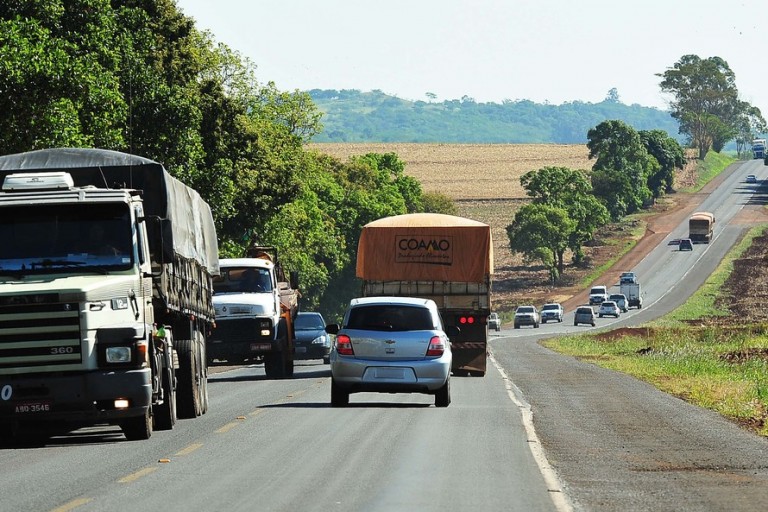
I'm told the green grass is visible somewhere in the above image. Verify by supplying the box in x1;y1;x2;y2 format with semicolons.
680;150;737;193
544;154;768;437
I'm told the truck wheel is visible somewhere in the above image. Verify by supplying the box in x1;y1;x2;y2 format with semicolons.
264;351;285;379
198;334;209;415
331;378;349;407
175;338;202;419
435;378;451;407
153;367;176;431
121;409;152;441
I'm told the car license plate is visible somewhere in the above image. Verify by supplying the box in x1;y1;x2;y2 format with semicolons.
375;368;404;379
250;343;272;351
295;347;307;353
14;401;51;414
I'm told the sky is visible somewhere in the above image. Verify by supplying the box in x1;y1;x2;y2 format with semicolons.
174;0;766;116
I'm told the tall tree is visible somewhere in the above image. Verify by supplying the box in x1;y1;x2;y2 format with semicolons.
506;203;576;279
587;120;656;219
638;129;685;196
657;55;762;159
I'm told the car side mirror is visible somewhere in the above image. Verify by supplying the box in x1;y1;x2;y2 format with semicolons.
325;324;340;335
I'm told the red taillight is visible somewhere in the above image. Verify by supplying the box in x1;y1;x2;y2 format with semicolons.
426;336;445;356
336;334;354;356
458;316;475;325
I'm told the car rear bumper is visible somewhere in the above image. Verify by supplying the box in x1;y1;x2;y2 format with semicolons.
331;353;451;392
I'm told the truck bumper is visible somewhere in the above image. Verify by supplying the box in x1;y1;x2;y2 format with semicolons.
0;369;151;427
207;318;281;361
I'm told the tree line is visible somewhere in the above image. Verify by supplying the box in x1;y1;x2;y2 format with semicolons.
1;2;763;316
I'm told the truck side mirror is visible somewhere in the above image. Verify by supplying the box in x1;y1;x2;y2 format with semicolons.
290;271;299;290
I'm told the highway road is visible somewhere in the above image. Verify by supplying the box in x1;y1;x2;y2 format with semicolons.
2;160;768;512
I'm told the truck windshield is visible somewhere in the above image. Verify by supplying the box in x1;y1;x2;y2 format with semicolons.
213;267;273;294
0;203;133;274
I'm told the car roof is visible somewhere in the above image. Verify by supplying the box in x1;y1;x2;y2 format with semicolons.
297;311;323;318
349;296;434;308
601;301;617;306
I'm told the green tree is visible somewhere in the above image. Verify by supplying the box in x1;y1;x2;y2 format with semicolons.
587;120;657;218
520;166;609;266
506;203;577;279
657;55;762;159
638;129;685;196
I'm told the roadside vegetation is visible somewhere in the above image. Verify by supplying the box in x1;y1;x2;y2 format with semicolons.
543;154;768;437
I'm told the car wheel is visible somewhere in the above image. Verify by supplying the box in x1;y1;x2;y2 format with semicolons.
330;378;349;407
514;324;519;329
591;322;595;326
435;378;451;407
574;321;578;326
534;322;539;328
599;314;603;318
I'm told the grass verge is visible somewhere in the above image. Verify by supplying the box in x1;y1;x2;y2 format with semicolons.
544;156;768;437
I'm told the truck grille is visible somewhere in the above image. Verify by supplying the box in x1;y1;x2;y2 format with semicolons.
210;318;264;344
0;298;82;369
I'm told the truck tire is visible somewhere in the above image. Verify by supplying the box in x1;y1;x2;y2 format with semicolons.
198;332;209;415
175;338;202;419
435;378;451;407
264;351;286;379
121;409;152;441
153;366;176;431
330;378;349;407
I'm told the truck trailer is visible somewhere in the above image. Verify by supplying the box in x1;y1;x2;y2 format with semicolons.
356;213;493;376
688;211;715;243
0;148;219;442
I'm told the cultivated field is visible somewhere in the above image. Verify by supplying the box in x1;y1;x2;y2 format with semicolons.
309;143;596;309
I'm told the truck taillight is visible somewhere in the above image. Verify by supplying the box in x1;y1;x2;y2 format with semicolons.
426;336;445;356
458;315;476;325
336;334;354;356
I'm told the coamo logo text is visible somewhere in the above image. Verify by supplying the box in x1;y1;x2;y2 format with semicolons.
395;235;453;265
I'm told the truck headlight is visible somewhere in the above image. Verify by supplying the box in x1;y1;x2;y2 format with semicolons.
106;346;132;363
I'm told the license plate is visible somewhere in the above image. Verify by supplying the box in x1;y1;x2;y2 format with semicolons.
14;401;51;414
295;347;307;353
250;343;272;352
374;368;404;379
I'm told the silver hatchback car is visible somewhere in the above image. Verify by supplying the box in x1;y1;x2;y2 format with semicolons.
326;296;453;407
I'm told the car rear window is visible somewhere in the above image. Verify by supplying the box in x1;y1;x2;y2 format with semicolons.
576;307;592;314
347;305;434;331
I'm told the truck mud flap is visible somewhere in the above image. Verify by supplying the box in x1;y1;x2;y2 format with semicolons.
450;342;487;376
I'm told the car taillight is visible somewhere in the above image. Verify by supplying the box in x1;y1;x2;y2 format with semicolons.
426;336;445;356
336;334;354;356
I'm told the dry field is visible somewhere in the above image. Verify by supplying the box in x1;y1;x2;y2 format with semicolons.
309;143;696;313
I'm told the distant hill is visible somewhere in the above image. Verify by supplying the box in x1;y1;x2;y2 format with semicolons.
308;89;681;144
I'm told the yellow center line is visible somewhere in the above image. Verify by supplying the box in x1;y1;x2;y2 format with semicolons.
216;421;241;434
175;442;203;456
118;466;158;483
50;498;93;512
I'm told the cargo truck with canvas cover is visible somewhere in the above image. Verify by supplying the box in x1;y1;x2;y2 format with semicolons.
688;211;715;243
0;148;218;442
356;213;493;376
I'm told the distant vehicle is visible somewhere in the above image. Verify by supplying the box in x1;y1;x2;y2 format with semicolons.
514;305;540;328
488;312;501;331
746;174;757;184
326;296;453;407
574;306;596;326
619;282;643;309
609;293;628;312
589;285;609;305
752;138;766;159
679;238;694;251
688;211;715;243
599;301;621;318
540;303;564;323
294;312;331;364
619;272;637;284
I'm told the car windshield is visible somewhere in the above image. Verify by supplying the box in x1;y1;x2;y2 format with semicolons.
517;306;535;313
576;308;592;314
295;314;325;330
542;304;559;310
347;305;434;331
590;288;604;294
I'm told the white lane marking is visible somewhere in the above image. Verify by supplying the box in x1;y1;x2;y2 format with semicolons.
489;349;573;512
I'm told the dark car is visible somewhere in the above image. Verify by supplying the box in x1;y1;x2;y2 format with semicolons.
294;312;332;363
679;238;694;251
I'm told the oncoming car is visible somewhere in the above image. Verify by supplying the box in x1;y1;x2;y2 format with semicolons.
326;297;453;407
540;303;564;323
488;312;501;331
514;305;540;328
294;312;331;364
